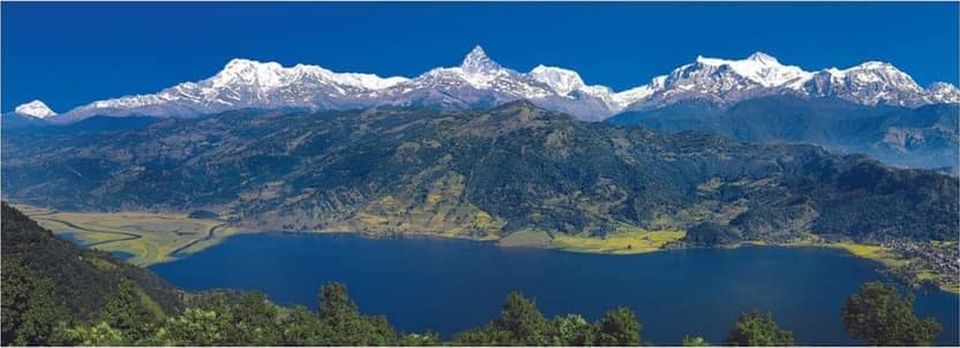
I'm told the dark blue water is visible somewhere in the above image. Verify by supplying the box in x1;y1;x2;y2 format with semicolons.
150;233;959;345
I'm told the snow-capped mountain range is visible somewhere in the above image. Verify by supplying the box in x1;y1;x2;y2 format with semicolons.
12;46;960;123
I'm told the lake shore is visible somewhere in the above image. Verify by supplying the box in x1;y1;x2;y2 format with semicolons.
16;203;957;294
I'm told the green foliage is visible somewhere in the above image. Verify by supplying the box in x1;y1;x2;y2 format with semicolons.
231;293;281;345
397;331;441;346
102;281;162;342
52;284;401;346
682;335;709;346
454;291;550;345
52;322;126;346
0;203;181;331
152;307;230;345
455;293;643;346
0;257;68;345
842;281;942;345
492;292;551;345
549;314;594;346
594;307;642;346
723;311;794;346
278;306;325;345
316;282;398;345
684;222;741;246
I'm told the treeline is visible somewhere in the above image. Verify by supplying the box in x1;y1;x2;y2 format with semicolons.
4;280;943;346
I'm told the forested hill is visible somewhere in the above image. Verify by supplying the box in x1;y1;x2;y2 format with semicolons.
0;203;182;345
2;102;957;245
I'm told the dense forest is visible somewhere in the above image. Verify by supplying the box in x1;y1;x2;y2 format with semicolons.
1;203;944;346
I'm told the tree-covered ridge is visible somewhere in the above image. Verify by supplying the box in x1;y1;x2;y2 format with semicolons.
0;203;181;345
0;206;944;346
3;102;957;245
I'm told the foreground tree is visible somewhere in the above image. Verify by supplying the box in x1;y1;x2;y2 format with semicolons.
101;281;162;342
493;292;551;345
594;307;642;345
549;314;594;346
279;305;325;345
723;311;794;346
316;282;398;345
454;292;549;345
1;258;67;345
842;281;942;345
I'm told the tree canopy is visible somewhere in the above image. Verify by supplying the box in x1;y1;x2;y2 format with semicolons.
842;281;942;345
723;311;794;346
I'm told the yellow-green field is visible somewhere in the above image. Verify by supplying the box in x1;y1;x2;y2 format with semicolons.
553;225;686;255
14;204;243;266
496;225;686;255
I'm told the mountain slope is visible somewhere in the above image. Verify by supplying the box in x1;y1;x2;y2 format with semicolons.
1;203;182;344
14;48;958;124
2;103;956;244
608;97;960;172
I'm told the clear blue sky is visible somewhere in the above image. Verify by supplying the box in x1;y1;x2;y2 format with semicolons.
2;2;958;112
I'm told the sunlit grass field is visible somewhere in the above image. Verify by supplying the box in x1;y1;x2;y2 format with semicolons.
553;225;686;254
497;224;686;255
14;204;240;266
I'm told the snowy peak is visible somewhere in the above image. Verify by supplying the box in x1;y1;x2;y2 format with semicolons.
691;52;811;88
210;58;407;91
528;65;586;96
746;52;780;65
926;82;960;104
804;60;927;106
24;47;960;123
14;100;57;118
209;58;289;91
461;45;502;74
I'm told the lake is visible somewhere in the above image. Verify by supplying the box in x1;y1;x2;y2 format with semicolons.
149;233;959;345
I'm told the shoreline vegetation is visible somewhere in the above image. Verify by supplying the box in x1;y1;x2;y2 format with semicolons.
14;203;957;294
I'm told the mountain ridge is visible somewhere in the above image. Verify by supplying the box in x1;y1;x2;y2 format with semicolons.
13;46;959;123
608;96;960;172
3;102;955;245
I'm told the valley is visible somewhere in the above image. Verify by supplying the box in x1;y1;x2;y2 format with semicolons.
14;199;957;294
11;204;243;266
3;3;959;346
4;103;957;295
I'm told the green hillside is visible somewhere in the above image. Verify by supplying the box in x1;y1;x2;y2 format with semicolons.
0;203;182;344
2;102;956;245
